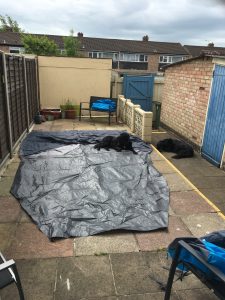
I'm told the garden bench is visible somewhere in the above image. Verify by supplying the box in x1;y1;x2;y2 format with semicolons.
79;96;117;125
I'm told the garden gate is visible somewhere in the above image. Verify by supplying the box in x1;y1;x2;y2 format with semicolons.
123;74;154;111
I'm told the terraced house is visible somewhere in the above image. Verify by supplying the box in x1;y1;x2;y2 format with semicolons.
0;32;188;72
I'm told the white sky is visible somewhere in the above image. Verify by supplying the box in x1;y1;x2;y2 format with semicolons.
1;0;225;46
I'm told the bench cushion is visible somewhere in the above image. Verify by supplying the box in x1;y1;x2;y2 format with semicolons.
91;99;116;112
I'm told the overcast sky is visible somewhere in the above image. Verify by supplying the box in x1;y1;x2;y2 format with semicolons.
1;0;225;46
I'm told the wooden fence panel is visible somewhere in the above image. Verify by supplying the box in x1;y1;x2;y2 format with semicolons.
26;59;39;121
6;55;27;146
0;53;10;164
0;52;38;168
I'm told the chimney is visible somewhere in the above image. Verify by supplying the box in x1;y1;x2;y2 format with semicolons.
142;35;149;42
208;42;214;47
77;32;83;38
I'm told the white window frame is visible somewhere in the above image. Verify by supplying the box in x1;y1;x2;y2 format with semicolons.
9;47;24;54
159;55;188;64
119;53;148;62
88;52;148;62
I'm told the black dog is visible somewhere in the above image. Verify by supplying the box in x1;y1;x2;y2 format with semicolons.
156;138;194;159
94;132;137;154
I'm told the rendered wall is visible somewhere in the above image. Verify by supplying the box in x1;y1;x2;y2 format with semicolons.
38;56;112;108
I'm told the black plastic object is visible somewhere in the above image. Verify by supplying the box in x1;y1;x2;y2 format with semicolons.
11;130;169;238
202;230;225;249
34;114;42;124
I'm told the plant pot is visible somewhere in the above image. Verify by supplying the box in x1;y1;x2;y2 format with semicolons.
51;111;61;119
66;110;76;119
61;111;66;119
47;115;54;121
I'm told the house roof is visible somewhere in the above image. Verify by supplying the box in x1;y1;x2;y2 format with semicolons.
78;36;188;54
162;53;225;70
0;32;188;55
184;45;225;57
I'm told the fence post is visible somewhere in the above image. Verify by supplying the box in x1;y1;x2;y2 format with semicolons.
23;57;30;132
35;56;40;111
2;53;13;158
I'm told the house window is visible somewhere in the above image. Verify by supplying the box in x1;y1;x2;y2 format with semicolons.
119;53;148;62
159;55;187;64
88;52;148;62
88;52;118;61
140;54;148;62
9;47;24;54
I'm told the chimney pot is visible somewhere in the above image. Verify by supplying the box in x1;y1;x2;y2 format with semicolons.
77;32;83;37
142;35;149;42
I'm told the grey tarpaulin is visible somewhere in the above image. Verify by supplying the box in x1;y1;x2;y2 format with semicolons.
11;130;169;238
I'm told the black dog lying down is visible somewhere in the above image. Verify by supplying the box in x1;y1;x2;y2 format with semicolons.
157;138;194;159
94;132;137;154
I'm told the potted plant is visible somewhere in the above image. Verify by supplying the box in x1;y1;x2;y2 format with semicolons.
60;104;66;119
60;100;76;119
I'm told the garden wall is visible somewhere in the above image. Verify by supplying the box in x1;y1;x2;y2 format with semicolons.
161;57;214;147
118;95;152;142
38;56;112;108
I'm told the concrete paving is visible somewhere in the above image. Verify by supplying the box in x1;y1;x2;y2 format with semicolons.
0;119;224;299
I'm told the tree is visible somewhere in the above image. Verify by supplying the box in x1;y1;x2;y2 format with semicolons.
63;29;80;57
22;34;59;56
0;15;23;32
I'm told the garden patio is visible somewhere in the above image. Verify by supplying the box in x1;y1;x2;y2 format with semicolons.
0;118;225;300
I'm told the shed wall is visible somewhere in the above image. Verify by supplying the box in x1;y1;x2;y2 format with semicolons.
161;57;214;146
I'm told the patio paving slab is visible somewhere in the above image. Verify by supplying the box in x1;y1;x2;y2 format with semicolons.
19;210;33;223
118;292;179;300
0;258;57;300
135;216;192;251
149;150;164;161
1;162;20;177
164;173;194;192
152;160;176;174
0;223;16;252
186;174;225;189
176;288;218;300
170;191;216;215
0;176;14;196
6;223;73;259
181;212;225;237
0;196;21;223
200;188;225;213
74;232;139;256
55;256;115;300
110;252;161;295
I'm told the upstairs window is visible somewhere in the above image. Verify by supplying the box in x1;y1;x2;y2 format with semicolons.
88;52;148;62
9;47;24;54
159;55;188;64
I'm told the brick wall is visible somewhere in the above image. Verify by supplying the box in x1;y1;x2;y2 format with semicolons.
0;45;9;52
161;57;214;146
148;54;160;73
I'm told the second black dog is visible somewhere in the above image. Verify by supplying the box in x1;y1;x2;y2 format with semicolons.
94;132;137;154
156;138;194;159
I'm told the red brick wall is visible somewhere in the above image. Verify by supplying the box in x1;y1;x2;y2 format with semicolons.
161;57;214;146
148;54;160;73
0;45;10;52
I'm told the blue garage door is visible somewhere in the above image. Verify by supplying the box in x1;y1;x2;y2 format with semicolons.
123;75;154;111
202;65;225;167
